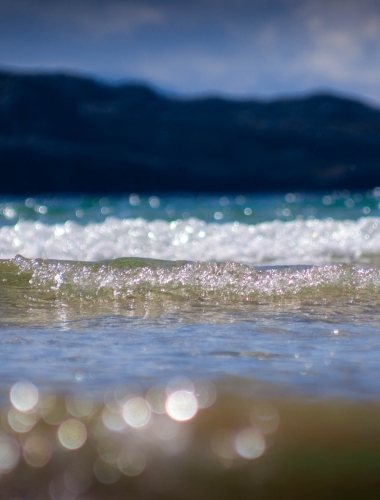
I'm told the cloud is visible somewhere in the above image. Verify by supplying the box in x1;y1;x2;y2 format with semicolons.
2;0;380;101
285;1;380;99
0;0;165;37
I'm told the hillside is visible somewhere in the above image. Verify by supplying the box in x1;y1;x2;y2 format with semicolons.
1;70;380;193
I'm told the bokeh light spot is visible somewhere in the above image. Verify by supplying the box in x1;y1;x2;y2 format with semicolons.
58;419;87;450
166;390;198;422
234;428;266;460
41;396;67;425
0;433;20;472
101;407;127;432
66;395;94;418
10;381;39;412
122;397;151;428
23;435;52;468
8;408;37;433
129;193;140;206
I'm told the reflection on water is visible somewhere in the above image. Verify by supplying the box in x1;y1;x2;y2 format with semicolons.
0;379;379;500
1;191;380;226
0;256;380;397
3;256;380;326
0;318;379;400
0;193;380;496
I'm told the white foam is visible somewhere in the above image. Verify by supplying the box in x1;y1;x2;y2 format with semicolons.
1;217;380;265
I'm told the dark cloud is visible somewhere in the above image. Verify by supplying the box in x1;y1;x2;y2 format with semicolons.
1;0;380;102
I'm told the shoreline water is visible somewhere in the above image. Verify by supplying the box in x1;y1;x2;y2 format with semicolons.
0;193;380;497
0;382;379;500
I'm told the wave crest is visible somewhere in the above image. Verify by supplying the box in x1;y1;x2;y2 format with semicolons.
1;217;380;265
5;255;380;301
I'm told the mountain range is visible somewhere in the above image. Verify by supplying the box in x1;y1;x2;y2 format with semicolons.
1;70;380;194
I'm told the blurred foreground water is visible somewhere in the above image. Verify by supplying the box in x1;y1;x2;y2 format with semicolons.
0;191;380;498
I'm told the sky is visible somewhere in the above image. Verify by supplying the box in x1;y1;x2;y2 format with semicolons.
1;0;380;103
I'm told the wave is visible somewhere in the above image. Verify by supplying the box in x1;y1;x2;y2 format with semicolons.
3;255;380;301
1;217;380;265
1;255;380;329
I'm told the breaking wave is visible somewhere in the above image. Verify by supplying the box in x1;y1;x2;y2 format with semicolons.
1;217;380;265
3;255;380;304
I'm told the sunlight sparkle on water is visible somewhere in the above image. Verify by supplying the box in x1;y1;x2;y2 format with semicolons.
0;432;20;473
58;419;87;450
122;397;151;428
234;428;266;460
10;381;39;413
8;408;37;433
23;435;52;468
166;391;198;422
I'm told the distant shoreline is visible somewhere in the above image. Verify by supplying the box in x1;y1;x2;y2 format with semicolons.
1;70;380;194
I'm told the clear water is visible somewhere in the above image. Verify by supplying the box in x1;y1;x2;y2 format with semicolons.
1;190;380;399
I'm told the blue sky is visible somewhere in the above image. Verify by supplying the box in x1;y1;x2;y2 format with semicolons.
1;0;380;103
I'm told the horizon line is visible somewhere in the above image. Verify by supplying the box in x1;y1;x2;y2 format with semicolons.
1;63;379;109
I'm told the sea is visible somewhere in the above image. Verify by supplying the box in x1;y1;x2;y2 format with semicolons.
1;190;380;499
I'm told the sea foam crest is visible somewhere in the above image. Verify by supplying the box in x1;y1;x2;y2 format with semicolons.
1;217;380;265
8;256;380;302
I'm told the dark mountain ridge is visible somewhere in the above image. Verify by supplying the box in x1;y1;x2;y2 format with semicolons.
1;70;380;194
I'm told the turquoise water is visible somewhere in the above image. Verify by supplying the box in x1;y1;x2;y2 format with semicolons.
0;190;380;398
0;190;379;226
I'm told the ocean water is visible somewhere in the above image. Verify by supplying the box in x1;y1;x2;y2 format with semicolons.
1;191;380;498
